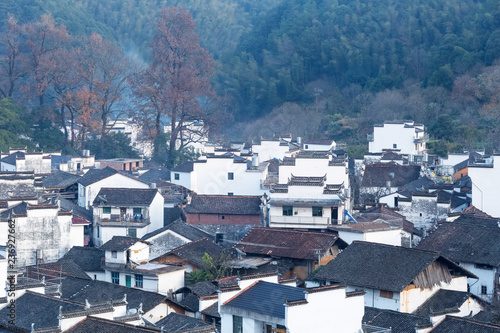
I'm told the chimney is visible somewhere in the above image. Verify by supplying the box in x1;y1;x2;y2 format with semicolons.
150;183;157;189
252;154;259;167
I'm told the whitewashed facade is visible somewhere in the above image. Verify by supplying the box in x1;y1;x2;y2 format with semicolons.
468;155;500;217
368;121;428;156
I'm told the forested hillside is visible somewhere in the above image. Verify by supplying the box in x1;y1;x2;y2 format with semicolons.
1;0;500;157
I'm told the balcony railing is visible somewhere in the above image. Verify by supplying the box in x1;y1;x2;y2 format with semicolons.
414;134;429;144
270;215;331;227
94;215;150;227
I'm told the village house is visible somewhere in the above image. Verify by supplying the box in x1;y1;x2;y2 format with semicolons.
99;236;185;296
0;197;83;266
363;307;432;333
171;153;269;196
269;150;351;229
60;246;105;280
185;195;264;226
0;147;52;174
51;150;96;174
219;277;365;333
417;218;500;301
429;316;500;332
141;219;214;260
234;227;347;280
92;187;164;246
251;137;295;163
312;241;477;314
360;162;421;204
328;220;403;246
302;138;336;151
97;157;144;171
0;171;38;199
42;170;81;201
77;166;149;209
153;238;225;273
368;120;428;158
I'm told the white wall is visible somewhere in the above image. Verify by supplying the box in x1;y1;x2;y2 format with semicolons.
469;156;500;217
78;174;149;209
0;257;7;298
149;192;165;231
69;224;85;247
337;229;402;246
170;171;193;191
461;262;497;301
286;288;363;333
157;268;185;295
369;122;425;155
252;140;289;162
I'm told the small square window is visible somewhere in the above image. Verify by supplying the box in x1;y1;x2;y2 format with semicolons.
283;206;293;216
228;172;234;180
481;286;487;295
135;274;143;288
393;144;397;148
174;173;180;180
128;228;137;238
111;251;117;258
103;207;111;214
228;192;234;196
312;206;323;217
111;272;120;284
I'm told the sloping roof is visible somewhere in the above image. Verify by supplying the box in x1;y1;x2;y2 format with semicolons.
26;260;91;281
42;170;81;189
65;316;165;333
100;236;144;251
363;307;431;332
429;316;500;332
154;313;212;332
235;227;347;260
59;198;93;221
398;176;434;192
160;238;225;268
142;219;212;242
60;276;166;314
0;291;84;331
139;168;171;183
413;289;477;317
313;241;473;292
172;161;194;173
223;281;305;319
179;293;200;312
184;281;218;297
60;246;105;272
362;163;421;187
201;301;220;318
78;166;119;186
0;151;24;166
185;195;262;215
93;188;159;206
0;202;28;218
459;205;493;219
417;223;500;267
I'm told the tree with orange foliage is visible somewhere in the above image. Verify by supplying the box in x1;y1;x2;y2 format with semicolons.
131;7;215;167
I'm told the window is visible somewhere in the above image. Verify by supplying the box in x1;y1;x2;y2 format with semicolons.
481;286;487;295
305;144;309;149
135;274;143;288
111;251;117;258
283;206;293;216
97;226;100;238
111;272;120;284
228;192;234;196
136;162;140;167
228;172;234;180
133;208;142;216
393;144;397;148
103;207;111;214
128;228;137;238
312;206;323;217
174;173;180;180
233;315;243;333
380;290;393;299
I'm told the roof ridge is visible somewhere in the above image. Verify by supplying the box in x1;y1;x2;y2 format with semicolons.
352;241;440;255
251;227;338;237
171;237;208;252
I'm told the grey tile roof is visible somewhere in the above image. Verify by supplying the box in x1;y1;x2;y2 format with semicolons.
362;163;421;188
235;227;347;260
172;161;194;173
93;188;159;206
363;307;431;332
100;236;144;251
179;293;200;312
26;260;91;282
59;198;93;221
430;316;500;332
0;202;27;218
0;151;24;166
185;195;262;215
159;238;226;268
139;168;171;183
313;241;474;292
154;313;212;332
413;289;477;317
417;222;500;267
0;291;85;331
60;246;105;272
201;301;220;318
184;281;218;297
42;170;80;189
60;276;166;313
142;219;212;242
78;166;118;186
65;316;163;333
223;281;305;319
